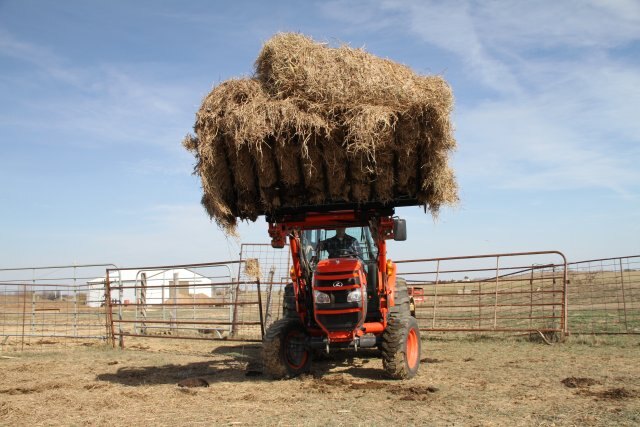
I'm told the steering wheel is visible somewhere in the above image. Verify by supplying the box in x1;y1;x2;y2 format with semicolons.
337;248;359;258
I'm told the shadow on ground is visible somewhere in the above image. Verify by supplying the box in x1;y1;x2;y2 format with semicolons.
96;345;392;386
97;344;264;386
96;359;263;386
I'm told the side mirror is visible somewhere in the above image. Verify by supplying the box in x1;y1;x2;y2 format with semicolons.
393;218;407;241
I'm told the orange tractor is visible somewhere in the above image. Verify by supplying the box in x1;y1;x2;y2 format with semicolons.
263;205;420;379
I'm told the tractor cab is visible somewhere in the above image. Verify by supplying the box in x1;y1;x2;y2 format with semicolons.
300;227;381;324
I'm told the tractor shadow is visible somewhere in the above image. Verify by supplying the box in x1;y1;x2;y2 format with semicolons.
311;348;388;380
96;344;265;386
96;344;388;386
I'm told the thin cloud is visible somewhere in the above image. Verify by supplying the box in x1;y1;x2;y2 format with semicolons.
1;29;199;148
321;0;640;196
0;28;85;87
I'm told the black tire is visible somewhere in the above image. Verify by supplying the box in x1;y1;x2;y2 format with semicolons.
282;283;298;319
381;315;421;379
376;277;410;352
262;318;311;379
389;277;411;318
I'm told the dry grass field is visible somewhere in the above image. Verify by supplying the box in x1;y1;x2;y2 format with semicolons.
1;335;639;426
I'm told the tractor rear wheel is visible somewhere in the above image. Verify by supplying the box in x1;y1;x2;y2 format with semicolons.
262;318;311;379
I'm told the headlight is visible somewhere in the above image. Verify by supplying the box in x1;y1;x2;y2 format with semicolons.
347;288;364;303
314;290;330;304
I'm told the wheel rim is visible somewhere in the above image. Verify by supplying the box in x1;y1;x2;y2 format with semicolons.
284;330;308;370
406;328;419;370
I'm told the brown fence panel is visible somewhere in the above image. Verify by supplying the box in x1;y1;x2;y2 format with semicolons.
396;251;568;335
0;264;116;351
566;255;640;334
105;260;268;347
4;252;636;351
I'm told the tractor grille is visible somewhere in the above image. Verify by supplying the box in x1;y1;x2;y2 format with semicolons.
316;313;360;331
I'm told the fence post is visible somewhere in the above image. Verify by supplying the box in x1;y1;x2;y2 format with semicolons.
171;272;178;333
562;256;568;336
478;280;482;329
264;266;276;329
73;266;78;338
117;275;124;349
257;279;265;339
231;253;245;338
619;258;629;332
31;289;36;335
105;270;115;347
493;256;500;329
432;260;440;329
529;265;534;331
552;266;557;330
138;273;147;334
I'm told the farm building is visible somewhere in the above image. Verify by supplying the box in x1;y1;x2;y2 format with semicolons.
85;268;222;308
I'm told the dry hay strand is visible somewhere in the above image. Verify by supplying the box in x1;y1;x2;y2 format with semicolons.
343;105;398;156
302;135;327;206
183;135;236;234
419;149;459;214
322;139;350;203
394;141;419;199
189;79;330;228
229;141;259;221
272;134;306;207
561;377;598;389
372;149;395;202
253;136;281;210
348;151;373;203
244;259;262;280
256;32;452;109
254;32;458;212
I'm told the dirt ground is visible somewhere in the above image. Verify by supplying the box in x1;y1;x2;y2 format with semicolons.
1;335;639;426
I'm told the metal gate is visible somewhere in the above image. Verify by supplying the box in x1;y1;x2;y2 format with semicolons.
566;255;640;334
396;251;568;335
236;243;292;331
104;260;269;346
4;252;637;350
0;264;116;351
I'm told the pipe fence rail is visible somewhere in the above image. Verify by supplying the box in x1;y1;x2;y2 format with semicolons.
566;255;640;334
396;251;568;336
0;264;116;351
2;252;638;352
105;260;266;348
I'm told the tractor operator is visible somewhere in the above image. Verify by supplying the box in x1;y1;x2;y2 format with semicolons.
317;227;362;259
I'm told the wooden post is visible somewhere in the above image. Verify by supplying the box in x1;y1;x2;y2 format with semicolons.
138;273;147;334
264;266;276;328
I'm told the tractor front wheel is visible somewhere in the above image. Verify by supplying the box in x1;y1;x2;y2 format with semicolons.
262;318;311;379
381;315;421;379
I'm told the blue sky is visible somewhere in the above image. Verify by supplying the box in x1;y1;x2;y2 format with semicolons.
1;0;639;268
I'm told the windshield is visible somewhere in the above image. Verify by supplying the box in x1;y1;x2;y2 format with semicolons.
301;227;378;264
